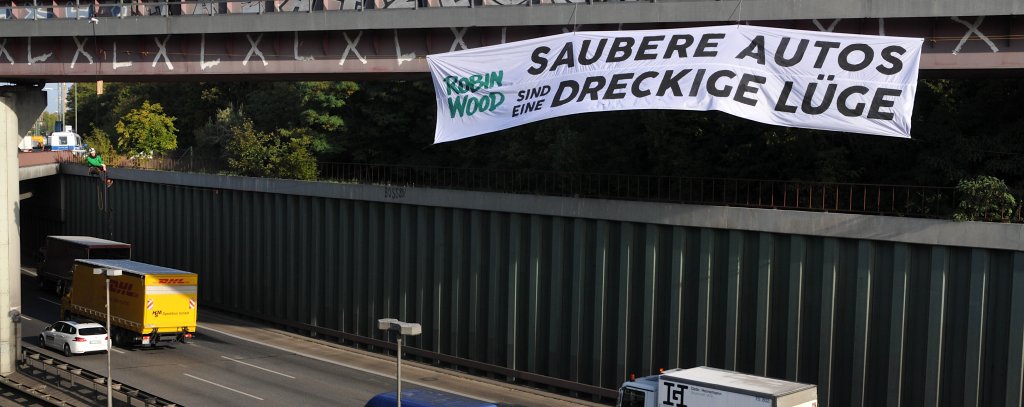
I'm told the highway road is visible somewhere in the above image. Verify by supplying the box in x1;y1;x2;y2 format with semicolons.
18;274;602;407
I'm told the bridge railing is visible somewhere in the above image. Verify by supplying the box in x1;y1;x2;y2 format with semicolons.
0;0;660;20
58;153;981;219
318;162;965;218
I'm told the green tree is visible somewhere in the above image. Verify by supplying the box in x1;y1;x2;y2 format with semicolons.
115;101;178;156
226;118;317;180
84;129;117;161
194;105;248;158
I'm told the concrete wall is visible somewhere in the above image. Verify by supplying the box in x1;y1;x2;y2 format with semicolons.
49;166;1024;407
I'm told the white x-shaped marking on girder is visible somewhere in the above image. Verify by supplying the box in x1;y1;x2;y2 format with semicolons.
243;34;268;67
152;35;173;70
812;19;841;32
449;27;468;52
339;31;367;66
0;39;13;64
951;16;999;54
70;36;94;69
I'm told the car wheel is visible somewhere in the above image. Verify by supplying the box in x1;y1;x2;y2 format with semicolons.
38;335;45;347
63;344;71;357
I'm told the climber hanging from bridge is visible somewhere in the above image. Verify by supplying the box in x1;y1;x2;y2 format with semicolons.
86;148;113;187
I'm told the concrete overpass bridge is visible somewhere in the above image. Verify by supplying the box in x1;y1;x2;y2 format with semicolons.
0;0;1020;81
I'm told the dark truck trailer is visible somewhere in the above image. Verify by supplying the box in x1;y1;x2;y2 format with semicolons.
39;236;131;295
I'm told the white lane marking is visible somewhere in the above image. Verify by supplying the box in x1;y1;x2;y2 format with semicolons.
184;373;264;401
21;316;32;321
40;298;61;307
110;347;125;354
221;356;295;379
198;325;496;403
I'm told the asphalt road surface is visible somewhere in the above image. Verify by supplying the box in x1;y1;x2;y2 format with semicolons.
18;273;604;407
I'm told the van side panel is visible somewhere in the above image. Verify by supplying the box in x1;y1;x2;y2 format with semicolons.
41;240;86;282
65;264;146;333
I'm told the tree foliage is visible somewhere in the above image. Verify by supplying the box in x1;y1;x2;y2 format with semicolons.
114;101;178;156
195;106;248;158
225;118;318;180
71;77;1024;202
953;175;1018;222
84;129;117;161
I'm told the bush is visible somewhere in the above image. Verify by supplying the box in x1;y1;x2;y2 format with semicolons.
953;175;1017;222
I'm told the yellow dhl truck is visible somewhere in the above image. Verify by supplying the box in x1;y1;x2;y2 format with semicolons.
61;259;197;347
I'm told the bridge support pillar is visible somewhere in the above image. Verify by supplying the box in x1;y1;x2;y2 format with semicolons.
0;86;44;376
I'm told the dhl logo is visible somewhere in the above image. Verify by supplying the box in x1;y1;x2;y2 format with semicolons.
110;281;140;298
157;278;191;285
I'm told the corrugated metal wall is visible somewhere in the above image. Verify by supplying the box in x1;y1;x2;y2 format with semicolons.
57;174;1024;407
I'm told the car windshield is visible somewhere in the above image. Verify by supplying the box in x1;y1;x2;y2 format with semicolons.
78;327;106;335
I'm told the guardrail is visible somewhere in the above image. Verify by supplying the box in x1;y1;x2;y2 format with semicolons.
0;374;75;406
0;0;630;20
20;347;183;407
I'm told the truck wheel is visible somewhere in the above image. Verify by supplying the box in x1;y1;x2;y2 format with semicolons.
112;329;123;347
63;344;71;357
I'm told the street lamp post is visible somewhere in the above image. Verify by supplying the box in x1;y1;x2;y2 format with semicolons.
93;268;121;407
377;318;422;407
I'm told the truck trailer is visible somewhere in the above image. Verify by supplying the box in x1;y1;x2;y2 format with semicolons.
39;236;131;295
618;366;817;407
61;259;197;347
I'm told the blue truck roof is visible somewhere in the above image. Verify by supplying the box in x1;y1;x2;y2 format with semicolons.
364;389;497;407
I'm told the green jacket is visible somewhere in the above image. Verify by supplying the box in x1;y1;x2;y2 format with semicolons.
86;154;104;168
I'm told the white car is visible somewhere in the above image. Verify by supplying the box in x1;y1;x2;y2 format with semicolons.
39;321;109;356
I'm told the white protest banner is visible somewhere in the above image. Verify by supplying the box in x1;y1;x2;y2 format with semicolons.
427;25;923;144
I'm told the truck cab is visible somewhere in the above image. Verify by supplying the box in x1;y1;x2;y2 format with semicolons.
617;367;817;407
618;371;664;407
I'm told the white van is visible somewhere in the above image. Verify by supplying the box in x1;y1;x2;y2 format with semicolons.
48;126;85;154
19;136;40;152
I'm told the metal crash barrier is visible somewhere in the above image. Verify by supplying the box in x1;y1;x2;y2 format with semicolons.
20;348;183;407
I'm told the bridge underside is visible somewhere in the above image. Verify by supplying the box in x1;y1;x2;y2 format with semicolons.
0;15;1022;81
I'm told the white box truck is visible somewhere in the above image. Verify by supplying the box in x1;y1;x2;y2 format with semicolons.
617;366;817;407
